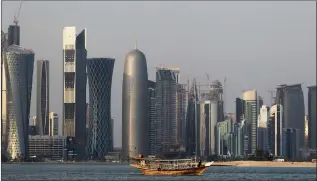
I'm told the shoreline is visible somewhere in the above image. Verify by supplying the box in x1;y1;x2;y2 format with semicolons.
211;161;316;168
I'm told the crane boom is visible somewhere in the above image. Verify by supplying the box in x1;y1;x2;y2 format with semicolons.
13;0;23;25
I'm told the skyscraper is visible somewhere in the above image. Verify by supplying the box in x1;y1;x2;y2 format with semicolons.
3;45;34;160
242;90;258;154
275;84;305;148
268;104;284;156
122;48;149;158
48;112;58;136
62;27;87;159
176;84;187;146
36;60;49;135
148;80;156;155
1;31;8;152
307;85;316;149
155;67;177;155
186;79;198;156
7;25;20;46
257;105;269;151
283;128;300;160
87;58;115;159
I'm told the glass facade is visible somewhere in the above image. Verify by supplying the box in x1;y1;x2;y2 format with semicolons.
87;58;115;159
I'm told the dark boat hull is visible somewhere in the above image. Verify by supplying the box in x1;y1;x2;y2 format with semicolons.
139;166;208;175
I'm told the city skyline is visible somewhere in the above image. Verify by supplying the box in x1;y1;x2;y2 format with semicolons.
2;1;316;147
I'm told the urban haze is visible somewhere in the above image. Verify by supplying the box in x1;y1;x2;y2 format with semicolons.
1;1;315;151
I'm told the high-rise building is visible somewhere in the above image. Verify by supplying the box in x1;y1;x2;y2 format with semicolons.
48;112;58;136
275;84;305;148
122;48;149;158
1;31;8;153
215;119;233;155
87;58;115;159
235;98;245;123
36;60;49;135
242;90;258;154
62;27;87;159
304;115;308;148
233;120;245;156
3;45;34;159
268;104;284;156
283;128;300;160
307;86;316;149
155;67;177;154
257;105;269;151
7;25;20;46
176;84;187;146
148;80;156;155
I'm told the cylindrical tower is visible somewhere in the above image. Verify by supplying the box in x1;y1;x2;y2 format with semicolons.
122;49;148;158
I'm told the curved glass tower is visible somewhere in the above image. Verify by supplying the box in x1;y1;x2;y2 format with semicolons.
122;49;148;158
3;45;34;160
87;58;115;159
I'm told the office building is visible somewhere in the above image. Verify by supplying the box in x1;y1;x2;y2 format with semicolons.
3;45;34;159
148;80;156;155
87;58;115;159
268;104;284;156
36;60;49;135
307;86;316;149
215;119;233;155
62;27;87;159
283;128;300;160
1;31;8;153
32;116;37;126
48;112;58;136
242;90;258;154
257;105;269;151
233;120;245;156
155;67;177;154
28;135;67;160
176;84;187;146
122;48;149;158
7;25;20;46
275;84;305;148
28;126;37;136
305;115;308;148
235;98;245;123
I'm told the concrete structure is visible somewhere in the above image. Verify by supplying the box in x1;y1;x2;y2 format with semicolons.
268;104;284;157
87;58;115;159
62;27;87;159
275;84;305;148
2;45;34;159
28;135;67;160
48;112;58;136
155;67;177;155
283;128;300;160
7;25;20;46
36;60;49;135
122;48;149;158
308;86;316;149
257;105;269;151
148;80;156;155
242;90;258;154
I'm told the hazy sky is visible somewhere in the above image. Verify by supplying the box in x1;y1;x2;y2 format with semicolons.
2;1;316;147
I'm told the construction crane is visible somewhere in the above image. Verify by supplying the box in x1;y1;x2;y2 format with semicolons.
13;0;23;26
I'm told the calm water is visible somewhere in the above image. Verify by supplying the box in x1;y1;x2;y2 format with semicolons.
1;163;316;181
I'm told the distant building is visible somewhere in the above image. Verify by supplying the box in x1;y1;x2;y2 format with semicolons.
28;126;37;136
36;60;49;135
233;120;245;156
155;67;177;154
215;119;233;155
268;104;284;157
242;90;258;154
48;112;58;136
176;84;187;146
305;115;308;148
148;80;156;155
7;25;20;46
308;86;316;149
283;128;300;160
235;98;245;123
28;135;67;160
32;116;37;126
257;105;269;151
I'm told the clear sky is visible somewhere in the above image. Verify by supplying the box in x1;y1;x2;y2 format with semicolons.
2;1;316;147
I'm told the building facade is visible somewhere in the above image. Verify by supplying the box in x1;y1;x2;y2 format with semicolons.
176;84;187;146
268;104;284;156
283;128;300;160
87;58;115;159
7;25;20;46
3;45;34;159
275;84;305;148
36;60;49;135
155;68;177;155
148;80;156;155
62;27;87;159
257;105;269;151
308;86;316;149
122;49;149;158
48;112;58;136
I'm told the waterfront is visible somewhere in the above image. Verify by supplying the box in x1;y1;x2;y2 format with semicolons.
1;163;316;180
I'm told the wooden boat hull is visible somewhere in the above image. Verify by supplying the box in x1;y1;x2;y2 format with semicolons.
139;166;208;176
130;163;142;169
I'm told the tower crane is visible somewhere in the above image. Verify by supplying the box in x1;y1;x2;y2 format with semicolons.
13;0;23;26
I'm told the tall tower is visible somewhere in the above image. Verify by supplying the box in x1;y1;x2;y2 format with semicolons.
36;60;49;135
7;25;20;46
62;27;87;159
148;80;156;155
122;48;149;158
3;45;34;160
87;58;115;159
308;86;316;149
